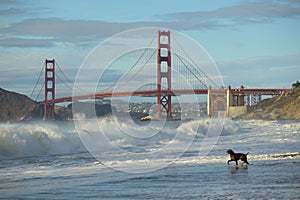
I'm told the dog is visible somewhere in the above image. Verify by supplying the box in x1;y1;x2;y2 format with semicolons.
227;149;249;165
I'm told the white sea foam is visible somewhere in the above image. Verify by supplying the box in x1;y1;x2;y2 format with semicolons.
0;122;85;157
1;118;299;199
0;117;241;159
1;118;298;167
98;151;300;172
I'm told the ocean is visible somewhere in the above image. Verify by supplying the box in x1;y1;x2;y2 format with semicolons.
0;118;299;199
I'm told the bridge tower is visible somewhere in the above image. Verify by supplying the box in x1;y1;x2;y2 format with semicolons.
157;30;172;119
43;59;55;120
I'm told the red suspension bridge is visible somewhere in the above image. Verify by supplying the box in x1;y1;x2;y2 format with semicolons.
30;30;290;120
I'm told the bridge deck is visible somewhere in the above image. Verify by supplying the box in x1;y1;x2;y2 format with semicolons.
39;88;290;104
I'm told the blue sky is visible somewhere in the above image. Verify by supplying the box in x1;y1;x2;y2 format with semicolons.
0;0;300;97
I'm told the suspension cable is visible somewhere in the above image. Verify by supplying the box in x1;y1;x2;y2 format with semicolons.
102;33;157;92
112;48;157;91
55;61;89;94
173;35;219;88
174;54;207;88
30;61;45;101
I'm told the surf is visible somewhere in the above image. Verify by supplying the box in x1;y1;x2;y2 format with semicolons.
0;122;85;158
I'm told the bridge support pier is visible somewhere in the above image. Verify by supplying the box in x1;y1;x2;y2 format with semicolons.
207;86;211;117
43;59;55;120
157;30;172;119
207;86;226;117
226;85;232;116
238;94;245;106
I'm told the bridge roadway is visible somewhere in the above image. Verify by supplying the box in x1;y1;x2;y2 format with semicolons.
40;88;290;104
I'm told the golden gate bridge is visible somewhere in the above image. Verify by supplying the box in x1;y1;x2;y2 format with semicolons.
30;30;289;120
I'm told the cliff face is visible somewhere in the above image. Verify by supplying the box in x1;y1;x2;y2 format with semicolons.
0;88;42;121
241;88;300;121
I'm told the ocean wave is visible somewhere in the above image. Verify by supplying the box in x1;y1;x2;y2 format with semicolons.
177;118;240;137
0;122;85;158
97;151;300;171
76;117;240;151
250;152;300;161
0;117;241;158
4;117;294;160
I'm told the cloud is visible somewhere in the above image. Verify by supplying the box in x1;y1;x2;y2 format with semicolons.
165;0;300;25
0;0;22;5
219;54;300;69
217;54;300;88
1;0;299;49
0;17;223;48
0;1;40;17
0;8;27;16
0;18;143;47
0;37;54;47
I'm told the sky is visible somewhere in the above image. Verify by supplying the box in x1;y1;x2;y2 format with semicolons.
0;0;300;98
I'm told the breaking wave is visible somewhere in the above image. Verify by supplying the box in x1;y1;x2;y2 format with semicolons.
0;122;85;158
0;118;299;173
0;118;240;158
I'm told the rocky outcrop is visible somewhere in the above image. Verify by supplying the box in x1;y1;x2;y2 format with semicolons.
240;88;300;121
0;88;42;121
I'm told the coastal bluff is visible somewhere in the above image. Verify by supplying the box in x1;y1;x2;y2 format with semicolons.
0;88;41;121
0;88;112;121
239;88;300;121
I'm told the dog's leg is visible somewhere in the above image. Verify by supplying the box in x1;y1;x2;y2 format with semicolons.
244;153;249;164
243;160;249;165
241;155;249;165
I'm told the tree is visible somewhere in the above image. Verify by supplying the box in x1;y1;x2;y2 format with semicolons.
292;81;300;89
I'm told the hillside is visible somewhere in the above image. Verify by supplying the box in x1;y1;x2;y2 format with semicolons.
0;88;42;121
240;88;300;121
0;88;113;121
